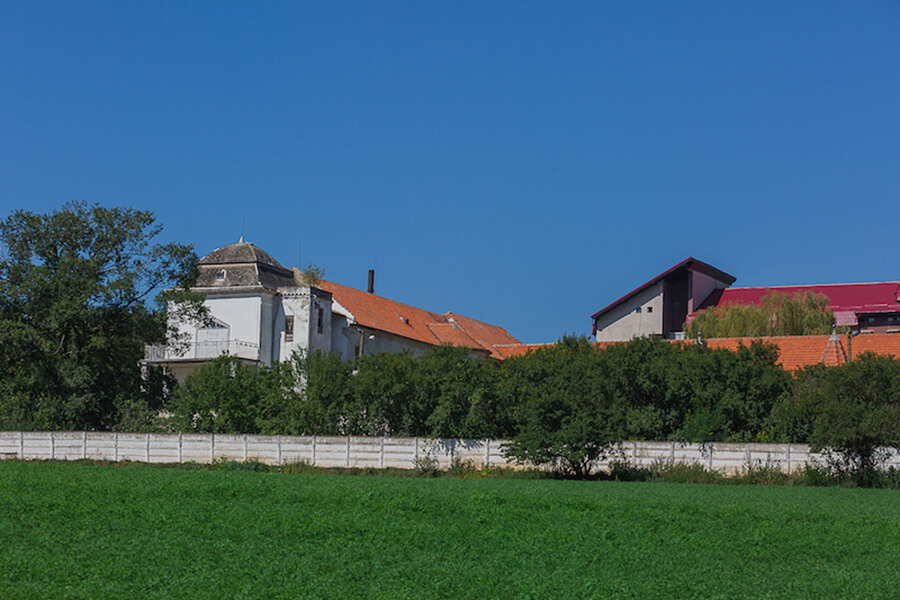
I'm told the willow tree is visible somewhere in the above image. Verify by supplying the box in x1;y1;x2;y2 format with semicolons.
686;291;834;339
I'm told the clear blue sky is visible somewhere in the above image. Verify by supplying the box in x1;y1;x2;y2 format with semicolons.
2;2;899;343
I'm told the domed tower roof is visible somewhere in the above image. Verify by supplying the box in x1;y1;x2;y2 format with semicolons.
195;241;294;290
199;241;285;270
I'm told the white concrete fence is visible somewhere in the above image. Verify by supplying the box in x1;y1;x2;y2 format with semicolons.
3;431;900;473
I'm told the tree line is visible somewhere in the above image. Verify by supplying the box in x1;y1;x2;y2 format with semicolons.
145;339;898;480
2;203;898;484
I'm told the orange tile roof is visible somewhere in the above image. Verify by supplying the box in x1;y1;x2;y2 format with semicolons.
492;343;547;358
493;333;900;369
850;332;900;359
694;333;900;370
674;334;900;370
699;335;845;370
317;280;521;359
491;341;620;358
426;322;489;355
442;313;523;360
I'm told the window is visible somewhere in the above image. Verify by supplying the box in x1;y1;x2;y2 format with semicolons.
635;307;642;314
316;307;324;334
646;306;653;313
216;269;226;282
868;317;876;323
285;315;294;341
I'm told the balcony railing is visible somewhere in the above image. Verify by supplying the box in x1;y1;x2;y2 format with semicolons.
144;340;259;362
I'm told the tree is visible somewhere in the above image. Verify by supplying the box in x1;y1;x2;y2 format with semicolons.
595;337;789;443
0;202;201;430
349;350;418;436
685;291;834;339
503;336;624;476
170;356;270;433
412;345;505;439
800;353;900;486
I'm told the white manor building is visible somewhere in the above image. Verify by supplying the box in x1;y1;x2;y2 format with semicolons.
144;241;521;381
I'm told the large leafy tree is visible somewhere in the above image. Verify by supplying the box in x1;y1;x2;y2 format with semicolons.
792;354;900;486
504;335;625;476
0;202;201;430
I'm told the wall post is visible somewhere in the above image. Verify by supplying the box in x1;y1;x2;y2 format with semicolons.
786;444;792;474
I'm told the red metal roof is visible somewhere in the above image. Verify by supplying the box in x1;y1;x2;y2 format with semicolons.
694;281;900;326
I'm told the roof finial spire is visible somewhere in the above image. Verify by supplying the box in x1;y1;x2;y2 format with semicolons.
239;217;245;243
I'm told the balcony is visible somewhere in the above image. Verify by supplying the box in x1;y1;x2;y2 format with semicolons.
144;339;260;363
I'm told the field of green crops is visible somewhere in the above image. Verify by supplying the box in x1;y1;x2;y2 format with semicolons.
2;461;899;599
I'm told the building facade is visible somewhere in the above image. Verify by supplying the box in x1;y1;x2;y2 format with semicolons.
591;258;735;341
144;241;521;381
591;257;900;342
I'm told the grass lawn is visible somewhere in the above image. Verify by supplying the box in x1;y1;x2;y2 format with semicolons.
1;460;898;599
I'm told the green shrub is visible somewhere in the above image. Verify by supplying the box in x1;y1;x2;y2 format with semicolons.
648;461;724;484
210;458;271;472
733;463;793;486
413;456;441;478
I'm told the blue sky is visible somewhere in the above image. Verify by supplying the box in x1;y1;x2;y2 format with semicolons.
2;2;899;343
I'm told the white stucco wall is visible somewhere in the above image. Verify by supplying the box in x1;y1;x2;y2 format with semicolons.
360;330;433;357
259;294;277;365
329;299;436;361
277;288;311;363
594;282;664;342
164;284;448;373
328;316;432;360
308;291;333;353
200;294;264;349
269;287;335;363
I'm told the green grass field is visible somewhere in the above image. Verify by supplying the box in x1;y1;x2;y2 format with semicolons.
2;461;899;599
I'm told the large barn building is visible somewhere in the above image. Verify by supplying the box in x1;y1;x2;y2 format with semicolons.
591;257;900;342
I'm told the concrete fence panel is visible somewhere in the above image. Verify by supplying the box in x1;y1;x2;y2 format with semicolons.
3;431;899;473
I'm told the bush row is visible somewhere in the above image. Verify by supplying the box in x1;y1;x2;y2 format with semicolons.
3;336;899;483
